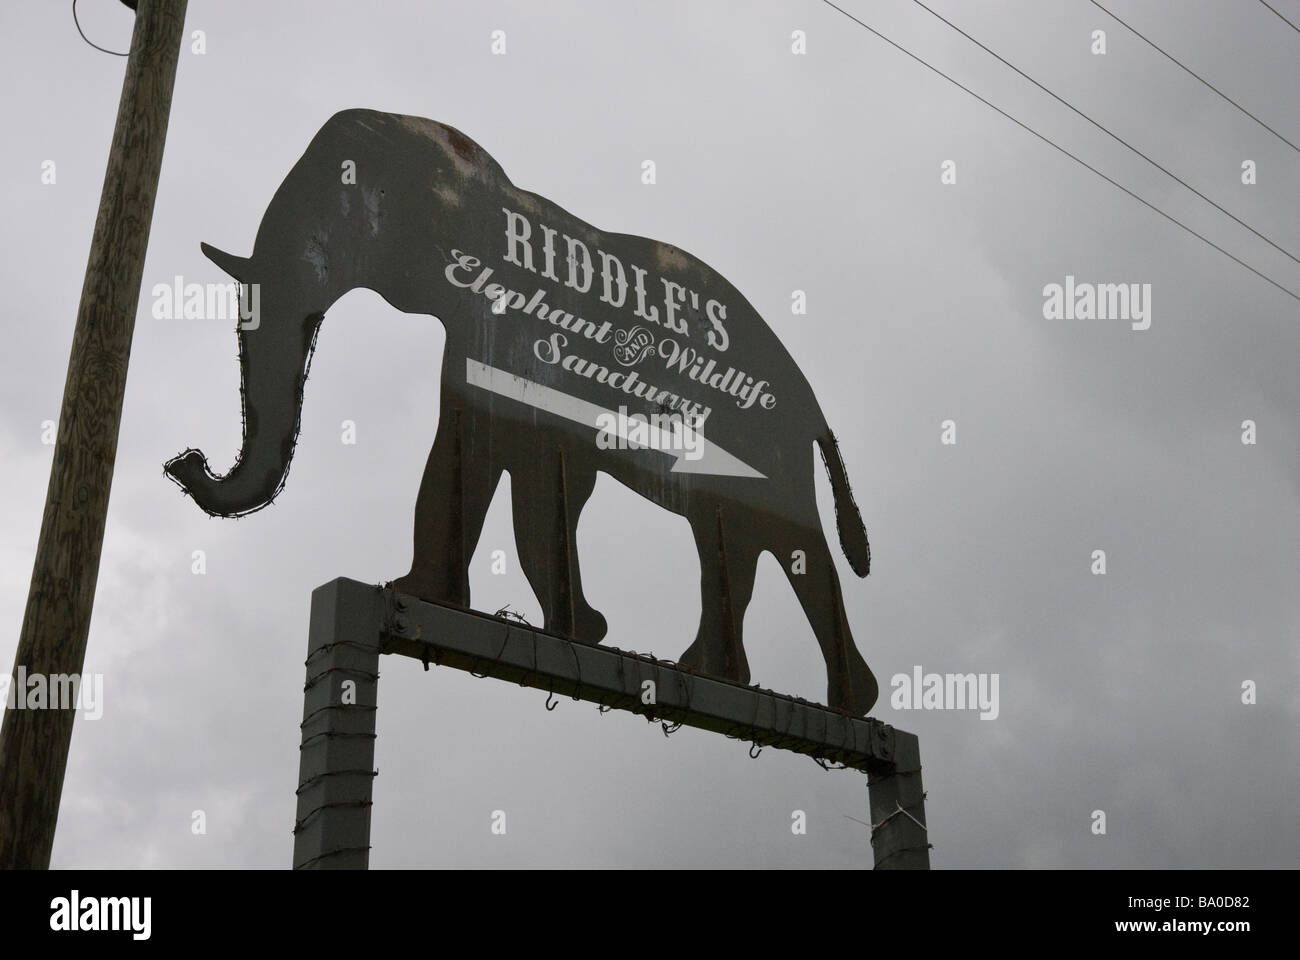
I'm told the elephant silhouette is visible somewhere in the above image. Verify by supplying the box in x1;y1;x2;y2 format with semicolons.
165;109;879;715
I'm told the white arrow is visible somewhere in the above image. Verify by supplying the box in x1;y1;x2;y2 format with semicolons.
466;359;766;479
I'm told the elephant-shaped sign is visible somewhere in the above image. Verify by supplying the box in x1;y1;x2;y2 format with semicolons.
166;109;879;715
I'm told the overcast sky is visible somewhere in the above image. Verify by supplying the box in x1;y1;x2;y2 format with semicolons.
2;0;1297;868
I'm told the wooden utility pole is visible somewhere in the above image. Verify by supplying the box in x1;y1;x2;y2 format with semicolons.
0;0;188;868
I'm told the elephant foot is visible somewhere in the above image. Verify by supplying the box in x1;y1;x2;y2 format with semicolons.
390;569;465;608
676;637;750;684
827;649;879;717
677;639;703;672
572;604;608;645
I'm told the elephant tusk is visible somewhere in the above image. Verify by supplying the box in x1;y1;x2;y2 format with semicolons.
200;241;253;281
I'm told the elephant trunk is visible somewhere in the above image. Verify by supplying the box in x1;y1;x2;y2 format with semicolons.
165;251;325;517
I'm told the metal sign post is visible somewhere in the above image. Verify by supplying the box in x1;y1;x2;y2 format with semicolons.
292;578;929;869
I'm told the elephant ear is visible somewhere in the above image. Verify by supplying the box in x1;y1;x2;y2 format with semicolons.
200;241;254;282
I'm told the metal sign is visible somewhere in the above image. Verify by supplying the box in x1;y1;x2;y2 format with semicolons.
165;109;879;715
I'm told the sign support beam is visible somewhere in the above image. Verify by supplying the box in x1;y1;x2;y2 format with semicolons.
292;578;930;869
292;579;383;869
867;732;929;869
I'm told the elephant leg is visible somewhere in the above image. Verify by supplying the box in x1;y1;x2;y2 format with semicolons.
678;505;759;683
393;405;501;607
778;525;878;715
510;452;607;643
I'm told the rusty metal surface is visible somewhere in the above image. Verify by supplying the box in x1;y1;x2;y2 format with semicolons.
166;109;879;714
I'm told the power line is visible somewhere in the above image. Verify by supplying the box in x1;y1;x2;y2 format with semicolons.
1090;0;1300;155
817;0;1300;304
73;0;129;56
908;0;1300;268
1259;0;1300;36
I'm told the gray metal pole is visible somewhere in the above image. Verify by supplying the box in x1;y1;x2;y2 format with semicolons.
868;731;930;869
292;579;383;869
293;577;931;869
0;0;188;869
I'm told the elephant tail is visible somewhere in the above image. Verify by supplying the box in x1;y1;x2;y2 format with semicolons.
816;430;871;577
